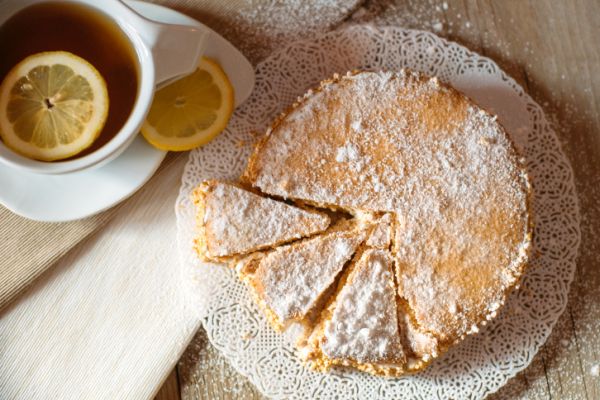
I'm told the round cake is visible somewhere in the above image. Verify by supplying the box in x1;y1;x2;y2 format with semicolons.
194;70;533;376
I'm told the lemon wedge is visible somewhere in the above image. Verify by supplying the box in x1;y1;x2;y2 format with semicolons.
0;51;109;161
141;57;234;151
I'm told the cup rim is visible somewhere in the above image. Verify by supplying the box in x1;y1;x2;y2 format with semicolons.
0;0;155;175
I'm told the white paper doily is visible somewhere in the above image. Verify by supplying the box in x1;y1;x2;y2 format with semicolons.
175;26;581;399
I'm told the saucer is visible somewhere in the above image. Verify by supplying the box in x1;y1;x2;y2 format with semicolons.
0;0;255;222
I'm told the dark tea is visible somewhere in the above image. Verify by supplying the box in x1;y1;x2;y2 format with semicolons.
0;2;139;157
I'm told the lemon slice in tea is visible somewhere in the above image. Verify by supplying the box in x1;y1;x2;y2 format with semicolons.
141;57;234;151
0;51;109;161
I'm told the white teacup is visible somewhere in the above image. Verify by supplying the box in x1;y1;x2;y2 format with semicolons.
0;0;208;174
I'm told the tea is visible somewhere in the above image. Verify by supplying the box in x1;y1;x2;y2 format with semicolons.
0;2;139;158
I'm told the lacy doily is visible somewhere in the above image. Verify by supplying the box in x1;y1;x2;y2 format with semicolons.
175;26;580;399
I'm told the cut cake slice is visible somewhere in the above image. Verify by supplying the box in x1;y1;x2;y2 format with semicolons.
396;302;439;372
192;180;331;261
301;249;407;375
237;221;369;331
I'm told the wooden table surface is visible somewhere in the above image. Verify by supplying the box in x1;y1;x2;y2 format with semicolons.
154;0;600;399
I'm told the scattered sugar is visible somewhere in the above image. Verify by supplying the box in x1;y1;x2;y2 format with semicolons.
178;330;260;400
591;364;599;377
218;0;361;63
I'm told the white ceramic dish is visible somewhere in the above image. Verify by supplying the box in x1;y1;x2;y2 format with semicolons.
0;0;255;222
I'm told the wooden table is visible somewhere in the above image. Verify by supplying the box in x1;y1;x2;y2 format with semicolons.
152;0;600;399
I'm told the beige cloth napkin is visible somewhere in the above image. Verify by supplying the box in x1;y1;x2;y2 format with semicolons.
0;0;360;311
0;207;117;309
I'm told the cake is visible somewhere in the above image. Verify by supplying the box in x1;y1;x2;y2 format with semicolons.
193;69;533;376
237;220;370;331
301;249;407;375
192;180;330;262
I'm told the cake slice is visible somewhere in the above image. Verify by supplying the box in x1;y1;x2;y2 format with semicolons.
192;180;330;261
301;249;407;375
397;303;439;372
237;221;369;331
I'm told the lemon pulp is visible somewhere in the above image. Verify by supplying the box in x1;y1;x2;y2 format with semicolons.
141;57;234;151
0;51;109;161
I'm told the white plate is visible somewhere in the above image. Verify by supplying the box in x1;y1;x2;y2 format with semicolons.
0;1;254;222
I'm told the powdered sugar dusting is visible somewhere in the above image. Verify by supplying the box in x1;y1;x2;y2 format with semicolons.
179;24;580;395
322;249;404;364
397;310;438;363
249;71;526;214
393;105;530;342
335;143;360;163
246;70;531;345
202;182;330;258
252;225;367;324
365;213;393;249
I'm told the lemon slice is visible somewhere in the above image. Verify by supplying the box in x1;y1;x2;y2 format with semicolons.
141;57;234;151
0;51;109;161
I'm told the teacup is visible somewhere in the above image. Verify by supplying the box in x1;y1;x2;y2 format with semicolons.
0;0;208;174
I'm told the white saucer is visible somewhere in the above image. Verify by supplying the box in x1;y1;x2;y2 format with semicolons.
0;0;255;222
